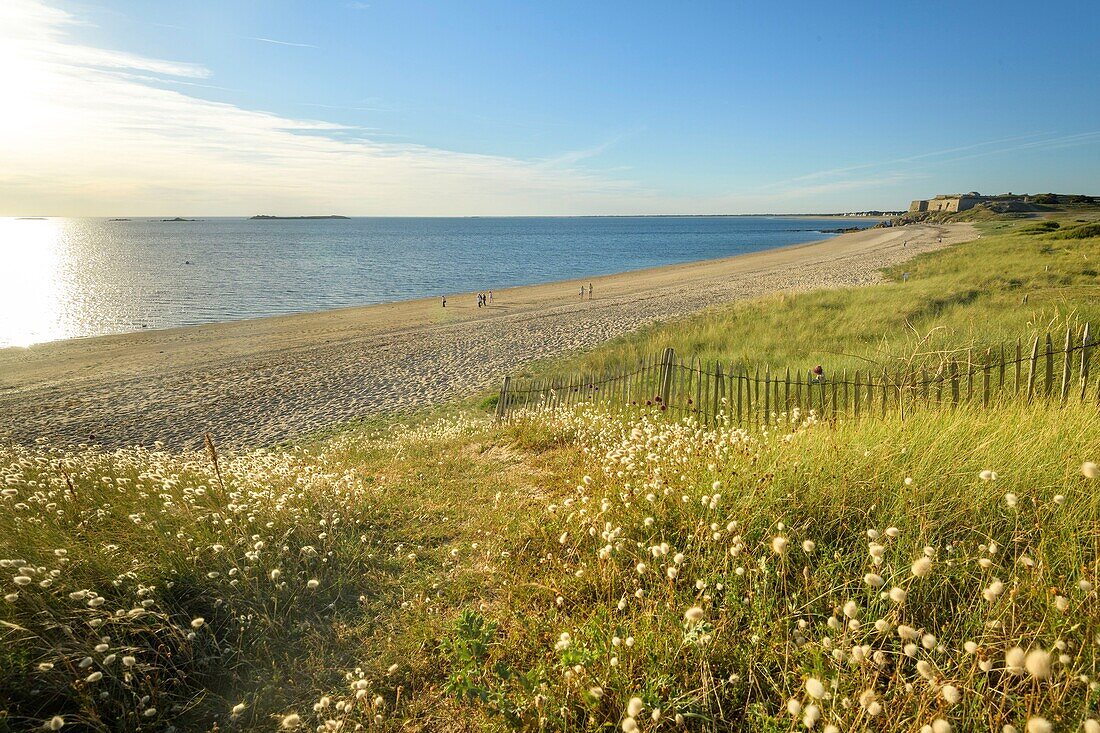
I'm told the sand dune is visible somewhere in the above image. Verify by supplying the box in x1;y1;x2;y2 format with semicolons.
0;222;975;449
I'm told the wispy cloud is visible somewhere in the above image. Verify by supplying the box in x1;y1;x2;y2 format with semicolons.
0;0;644;216
248;36;317;49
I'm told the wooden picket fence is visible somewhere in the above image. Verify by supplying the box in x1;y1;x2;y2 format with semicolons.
495;324;1099;426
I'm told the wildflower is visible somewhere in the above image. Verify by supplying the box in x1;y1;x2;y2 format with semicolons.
85;671;103;683
864;573;884;588
1005;647;1026;674
13;576;31;586
842;601;860;620
122;656;136;667
47;717;65;730
190;617;205;629
983;580;1005;602
588;686;604;699
627;697;644;717
307;579;320;589
1083;462;1099;479
787;699;802;716
889;587;906;603
911;557;932;577
387;663;399;674
280;713;301;729
555;632;572;651
1082;580;1094;593
941;685;961;705
1004;493;1018;508
771;536;789;555
931;720;951;733
805;677;825;699
231;703;246;716
636;562;647;575
802;540;816;553
1026;718;1052;733
979;470;997;481
1025;648;1051;679
621;718;639;733
143;709;156;718
1083;720;1100;733
684;606;705;624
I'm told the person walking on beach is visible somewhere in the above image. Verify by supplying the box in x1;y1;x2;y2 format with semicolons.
488;290;494;304
579;285;585;300
588;283;593;299
441;295;447;308
477;293;483;308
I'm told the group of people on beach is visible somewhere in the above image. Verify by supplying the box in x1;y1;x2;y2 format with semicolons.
441;291;495;309
441;282;594;309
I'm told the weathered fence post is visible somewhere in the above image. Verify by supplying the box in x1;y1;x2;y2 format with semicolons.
1060;326;1073;403
1044;332;1054;398
495;375;512;421
1026;336;1040;403
658;347;675;409
1082;322;1093;402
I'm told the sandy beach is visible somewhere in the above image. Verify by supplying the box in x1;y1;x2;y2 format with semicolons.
0;222;975;449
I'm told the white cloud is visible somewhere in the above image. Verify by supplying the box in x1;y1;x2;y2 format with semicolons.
0;0;647;216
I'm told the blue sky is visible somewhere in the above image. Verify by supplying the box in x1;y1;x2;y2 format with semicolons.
2;0;1098;215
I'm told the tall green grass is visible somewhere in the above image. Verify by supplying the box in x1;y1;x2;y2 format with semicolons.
526;217;1100;380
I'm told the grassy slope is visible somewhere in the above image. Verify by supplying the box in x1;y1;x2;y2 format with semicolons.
2;211;1099;732
517;211;1100;380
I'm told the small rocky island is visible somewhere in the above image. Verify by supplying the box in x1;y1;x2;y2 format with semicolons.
161;217;197;222
250;215;351;220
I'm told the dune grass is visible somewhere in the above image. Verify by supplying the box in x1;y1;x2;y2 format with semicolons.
517;214;1100;381
2;211;1099;731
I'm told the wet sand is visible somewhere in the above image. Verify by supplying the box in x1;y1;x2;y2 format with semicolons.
0;222;975;449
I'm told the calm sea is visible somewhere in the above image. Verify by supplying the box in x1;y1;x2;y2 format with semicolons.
0;216;877;347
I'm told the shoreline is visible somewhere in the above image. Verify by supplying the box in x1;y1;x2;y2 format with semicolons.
0;222;976;449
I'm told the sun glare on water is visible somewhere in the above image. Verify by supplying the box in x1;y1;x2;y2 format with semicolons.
0;218;67;348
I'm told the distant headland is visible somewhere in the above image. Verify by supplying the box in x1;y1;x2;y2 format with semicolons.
250;215;350;220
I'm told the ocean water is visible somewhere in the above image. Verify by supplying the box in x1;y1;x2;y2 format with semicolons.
0;216;876;348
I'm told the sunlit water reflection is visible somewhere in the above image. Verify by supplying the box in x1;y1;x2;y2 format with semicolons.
0;216;870;348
